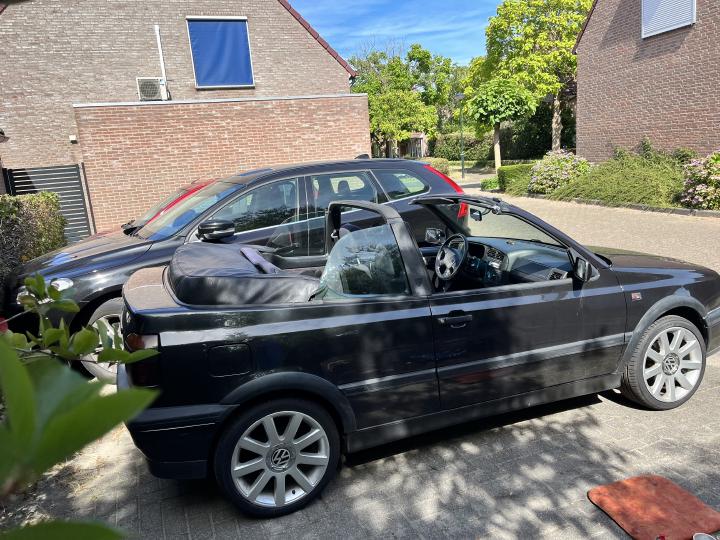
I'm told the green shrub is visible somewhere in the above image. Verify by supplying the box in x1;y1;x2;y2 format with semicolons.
432;131;493;161
498;164;534;195
672;147;699;165
0;192;66;305
550;154;684;208
528;150;591;194
427;157;450;175
680;151;720;210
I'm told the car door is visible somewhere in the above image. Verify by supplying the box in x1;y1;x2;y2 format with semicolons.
430;267;627;409
207;177;310;256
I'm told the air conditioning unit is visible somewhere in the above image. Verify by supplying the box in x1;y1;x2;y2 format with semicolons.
136;77;169;101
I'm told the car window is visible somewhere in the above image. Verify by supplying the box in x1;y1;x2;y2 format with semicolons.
211;178;300;233
374;170;430;200
316;224;410;299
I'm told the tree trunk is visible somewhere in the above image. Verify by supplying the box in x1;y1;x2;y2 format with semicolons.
551;93;562;151
493;123;502;171
385;140;392;158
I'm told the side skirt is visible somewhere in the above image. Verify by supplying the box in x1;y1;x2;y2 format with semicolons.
345;373;621;453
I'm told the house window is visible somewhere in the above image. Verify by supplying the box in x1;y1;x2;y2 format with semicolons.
642;0;696;38
186;17;254;88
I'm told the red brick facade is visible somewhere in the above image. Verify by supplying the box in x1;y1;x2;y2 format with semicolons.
75;95;370;231
575;0;720;161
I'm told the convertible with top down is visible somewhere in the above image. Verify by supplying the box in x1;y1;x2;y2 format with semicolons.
120;194;720;517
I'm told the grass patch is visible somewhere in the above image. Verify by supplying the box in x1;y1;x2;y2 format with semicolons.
550;155;683;208
498;164;534;195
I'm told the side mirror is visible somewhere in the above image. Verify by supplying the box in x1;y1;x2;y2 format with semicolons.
469;208;483;222
574;257;593;282
197;220;235;241
425;228;446;245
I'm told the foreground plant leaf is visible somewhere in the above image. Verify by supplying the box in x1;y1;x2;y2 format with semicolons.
0;520;122;540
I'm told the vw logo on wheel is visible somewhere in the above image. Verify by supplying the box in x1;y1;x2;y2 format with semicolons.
269;447;292;471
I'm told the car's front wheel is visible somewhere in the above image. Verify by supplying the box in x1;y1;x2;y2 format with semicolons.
214;398;340;518
80;297;124;383
621;315;706;410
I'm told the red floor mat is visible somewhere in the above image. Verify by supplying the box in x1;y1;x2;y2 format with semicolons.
588;475;720;540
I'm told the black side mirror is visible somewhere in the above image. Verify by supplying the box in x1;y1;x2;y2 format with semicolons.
574;257;593;282
197;220;234;241
425;228;446;245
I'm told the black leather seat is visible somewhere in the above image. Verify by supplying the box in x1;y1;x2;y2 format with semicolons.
168;243;319;306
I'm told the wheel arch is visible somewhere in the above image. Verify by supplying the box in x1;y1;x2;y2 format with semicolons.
70;288;123;331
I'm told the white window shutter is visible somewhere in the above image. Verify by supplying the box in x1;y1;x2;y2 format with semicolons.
642;0;696;38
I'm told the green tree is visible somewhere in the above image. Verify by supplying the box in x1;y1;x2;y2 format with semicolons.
368;90;437;157
484;0;592;150
465;78;536;170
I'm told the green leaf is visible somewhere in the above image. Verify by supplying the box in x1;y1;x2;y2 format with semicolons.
0;521;122;540
42;328;65;348
32;387;156;474
69;328;98;356
47;286;61;301
93;318;114;350
50;299;80;313
96;348;130;364
24;274;46;299
0;341;37;449
125;349;159;364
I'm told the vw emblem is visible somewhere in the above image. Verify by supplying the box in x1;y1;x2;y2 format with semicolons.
269;447;292;471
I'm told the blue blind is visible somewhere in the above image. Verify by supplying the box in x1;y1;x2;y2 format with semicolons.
187;19;254;87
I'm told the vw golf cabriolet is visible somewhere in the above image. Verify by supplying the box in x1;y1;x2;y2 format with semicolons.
120;195;720;517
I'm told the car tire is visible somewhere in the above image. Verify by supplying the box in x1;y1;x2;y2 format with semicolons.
621;315;706;410
79;297;124;383
214;398;340;518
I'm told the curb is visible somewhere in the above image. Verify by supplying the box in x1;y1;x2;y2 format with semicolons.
519;193;720;219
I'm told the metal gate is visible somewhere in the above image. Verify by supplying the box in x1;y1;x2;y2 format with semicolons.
3;164;93;243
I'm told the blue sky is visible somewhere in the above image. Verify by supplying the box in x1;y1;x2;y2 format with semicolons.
290;0;498;66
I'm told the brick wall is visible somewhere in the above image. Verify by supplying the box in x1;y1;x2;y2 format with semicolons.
576;0;720;161
0;0;352;169
75;94;370;231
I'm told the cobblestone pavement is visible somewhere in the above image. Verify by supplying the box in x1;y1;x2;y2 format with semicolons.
2;199;720;539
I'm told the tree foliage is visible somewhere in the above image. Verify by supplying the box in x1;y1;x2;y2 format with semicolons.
465;78;536;129
368;90;437;147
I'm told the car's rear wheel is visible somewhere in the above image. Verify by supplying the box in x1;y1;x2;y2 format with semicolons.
79;297;124;383
621;315;706;410
214;398;340;518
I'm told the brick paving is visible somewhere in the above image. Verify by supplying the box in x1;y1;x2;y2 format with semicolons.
2;198;720;539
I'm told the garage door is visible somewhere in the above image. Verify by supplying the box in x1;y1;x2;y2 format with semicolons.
4;164;93;243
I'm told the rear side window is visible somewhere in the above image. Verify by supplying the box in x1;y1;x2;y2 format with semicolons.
374;170;430;200
309;171;378;213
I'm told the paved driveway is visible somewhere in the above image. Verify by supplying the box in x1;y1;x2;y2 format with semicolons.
3;197;720;539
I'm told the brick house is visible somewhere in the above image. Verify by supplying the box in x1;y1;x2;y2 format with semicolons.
574;0;719;162
0;0;370;236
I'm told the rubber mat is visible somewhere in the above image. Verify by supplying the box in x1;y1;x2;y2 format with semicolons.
588;475;720;540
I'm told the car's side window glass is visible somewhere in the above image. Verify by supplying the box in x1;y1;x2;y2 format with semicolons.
317;224;410;299
211;178;300;233
306;171;379;255
374;170;430;200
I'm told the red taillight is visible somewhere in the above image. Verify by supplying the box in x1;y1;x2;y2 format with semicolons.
423;165;467;217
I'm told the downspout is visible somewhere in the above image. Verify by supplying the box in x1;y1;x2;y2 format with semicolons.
154;24;169;98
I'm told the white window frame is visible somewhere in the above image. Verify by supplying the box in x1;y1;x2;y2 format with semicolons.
641;0;696;39
185;16;256;89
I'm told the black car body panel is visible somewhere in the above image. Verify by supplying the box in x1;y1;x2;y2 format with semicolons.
2;159;454;329
119;195;720;478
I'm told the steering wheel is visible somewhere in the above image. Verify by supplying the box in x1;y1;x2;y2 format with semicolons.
435;233;468;281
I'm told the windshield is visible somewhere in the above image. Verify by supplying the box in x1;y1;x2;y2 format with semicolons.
135;181;242;241
434;202;562;247
131;187;187;226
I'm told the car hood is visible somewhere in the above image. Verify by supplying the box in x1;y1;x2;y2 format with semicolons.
21;229;153;280
590;246;711;272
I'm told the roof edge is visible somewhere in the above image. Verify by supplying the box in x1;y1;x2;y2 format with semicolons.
277;0;356;77
573;0;599;54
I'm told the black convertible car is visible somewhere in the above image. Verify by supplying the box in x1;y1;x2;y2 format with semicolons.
120;195;720;518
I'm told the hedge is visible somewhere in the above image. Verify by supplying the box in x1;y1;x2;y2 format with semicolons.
0;192;66;306
432;131;493;161
426;157;450;175
497;164;534;195
550;154;684;208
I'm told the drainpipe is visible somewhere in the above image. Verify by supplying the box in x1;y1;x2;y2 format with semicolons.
154;24;169;98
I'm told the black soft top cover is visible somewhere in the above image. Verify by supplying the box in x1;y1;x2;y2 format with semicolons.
168;243;319;306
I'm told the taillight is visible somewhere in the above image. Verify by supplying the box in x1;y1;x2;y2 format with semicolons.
423;165;467;218
125;333;159;350
125;333;161;387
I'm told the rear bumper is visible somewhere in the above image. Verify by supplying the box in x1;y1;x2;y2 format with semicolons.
708;307;720;356
118;365;232;479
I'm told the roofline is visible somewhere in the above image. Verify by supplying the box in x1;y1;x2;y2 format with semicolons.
573;0;599;54
277;0;357;77
72;92;366;108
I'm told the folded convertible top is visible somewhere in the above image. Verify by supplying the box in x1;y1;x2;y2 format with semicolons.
167;243;319;306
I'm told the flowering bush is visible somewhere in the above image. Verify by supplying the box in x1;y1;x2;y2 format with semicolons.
528;150;591;194
680;151;720;210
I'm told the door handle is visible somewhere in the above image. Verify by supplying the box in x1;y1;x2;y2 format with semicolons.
437;314;473;328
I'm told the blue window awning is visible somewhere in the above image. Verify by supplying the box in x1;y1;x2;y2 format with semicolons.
187;18;254;88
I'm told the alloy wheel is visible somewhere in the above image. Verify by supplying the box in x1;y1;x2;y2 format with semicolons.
642;326;703;403
80;314;120;377
230;410;330;508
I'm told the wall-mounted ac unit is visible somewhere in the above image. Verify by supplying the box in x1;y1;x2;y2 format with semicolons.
136;77;169;101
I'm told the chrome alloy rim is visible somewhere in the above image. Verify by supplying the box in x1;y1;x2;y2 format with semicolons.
81;314;120;375
643;326;703;402
230;411;330;508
